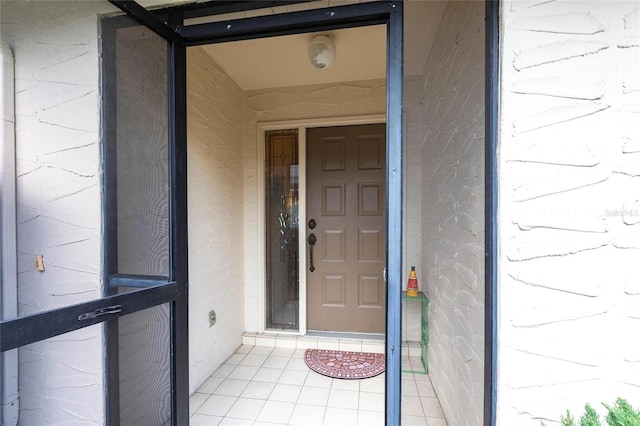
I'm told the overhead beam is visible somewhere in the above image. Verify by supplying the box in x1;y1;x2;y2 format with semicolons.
152;1;313;22
108;0;183;42
178;1;390;45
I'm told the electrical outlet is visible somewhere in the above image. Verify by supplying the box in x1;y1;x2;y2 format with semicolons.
208;310;216;327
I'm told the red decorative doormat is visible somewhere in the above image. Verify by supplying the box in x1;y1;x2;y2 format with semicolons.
304;349;385;380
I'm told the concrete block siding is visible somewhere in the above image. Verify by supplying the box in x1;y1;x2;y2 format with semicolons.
1;2;119;424
187;46;246;394
498;1;640;424
418;2;486;426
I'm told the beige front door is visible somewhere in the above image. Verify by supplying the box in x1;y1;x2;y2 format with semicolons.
306;124;386;333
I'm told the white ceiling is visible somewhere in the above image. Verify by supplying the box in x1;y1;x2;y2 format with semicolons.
199;25;387;91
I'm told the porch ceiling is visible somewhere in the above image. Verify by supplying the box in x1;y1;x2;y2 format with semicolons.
190;1;445;91
199;25;387;91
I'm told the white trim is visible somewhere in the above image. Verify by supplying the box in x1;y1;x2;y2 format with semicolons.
256;114;386;336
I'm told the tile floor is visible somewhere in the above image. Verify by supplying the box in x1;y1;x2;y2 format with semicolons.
189;343;447;425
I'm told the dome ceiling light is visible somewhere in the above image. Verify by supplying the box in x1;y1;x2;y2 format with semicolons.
308;35;336;70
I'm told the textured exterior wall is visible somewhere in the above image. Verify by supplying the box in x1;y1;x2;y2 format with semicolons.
243;79;386;333
420;2;486;425
0;1;115;424
498;1;640;424
187;47;246;393
403;0;448;344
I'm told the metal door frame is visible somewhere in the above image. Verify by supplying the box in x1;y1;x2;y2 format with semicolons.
1;1;501;425
162;1;405;422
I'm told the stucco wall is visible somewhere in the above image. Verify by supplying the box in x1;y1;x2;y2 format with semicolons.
243;79;387;333
420;2;486;425
0;1;116;424
187;46;246;393
498;1;640;424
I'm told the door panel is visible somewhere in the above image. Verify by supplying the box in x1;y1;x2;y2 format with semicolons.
307;124;386;333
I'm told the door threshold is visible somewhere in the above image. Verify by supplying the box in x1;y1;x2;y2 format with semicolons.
242;331;385;354
306;330;384;341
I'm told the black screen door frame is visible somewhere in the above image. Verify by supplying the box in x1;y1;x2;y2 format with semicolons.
0;2;190;425
101;2;188;424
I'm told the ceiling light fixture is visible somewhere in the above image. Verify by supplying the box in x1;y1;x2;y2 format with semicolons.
308;35;336;70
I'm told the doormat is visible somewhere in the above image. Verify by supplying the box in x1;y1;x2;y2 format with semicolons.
304;349;385;380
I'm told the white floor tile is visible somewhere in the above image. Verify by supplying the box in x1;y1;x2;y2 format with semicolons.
332;378;360;391
286;356;310;371
189;392;209;413
359;374;385;393
213;378;249;397
225;353;246;365
297;386;330;406
402;395;425;417
269;383;302;403
358;409;385;425
255;336;276;348
242;334;256;346
296;337;318;349
235;344;253;354
189;413;223;426
240;353;268;367
358;391;384;412
219;417;253;426
240;381;275;400
225;397;266;421
227;365;259;381
250;345;275;355
253;367;284;383
402;414;429;426
304;371;334;388
271;347;295;357
278;369;308;386
197;394;237;417
193;343;447;426
421;397;445;418
289;403;325;426
417;379;436;397
339;341;362;352
198;376;223;393
323;407;358;426
257;400;295;424
263;355;290;369
316;339;340;351
327;388;359;409
402;378;419;396
362;342;385;354
292;349;307;358
274;336;298;349
211;364;235;379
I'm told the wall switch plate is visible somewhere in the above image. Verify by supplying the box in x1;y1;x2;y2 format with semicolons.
208;310;216;327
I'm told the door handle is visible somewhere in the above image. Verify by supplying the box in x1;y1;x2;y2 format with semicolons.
307;233;317;272
78;305;123;321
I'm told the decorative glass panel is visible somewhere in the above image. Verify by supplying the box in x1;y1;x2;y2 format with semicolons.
265;130;299;330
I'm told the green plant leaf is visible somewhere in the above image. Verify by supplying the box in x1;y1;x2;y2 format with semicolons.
603;398;640;426
580;403;601;426
562;410;577;426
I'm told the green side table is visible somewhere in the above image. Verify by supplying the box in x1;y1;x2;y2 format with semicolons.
402;290;429;374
